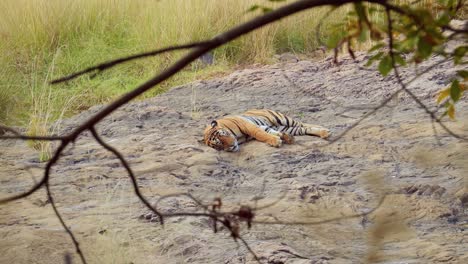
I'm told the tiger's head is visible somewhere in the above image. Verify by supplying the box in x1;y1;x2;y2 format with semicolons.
204;120;239;152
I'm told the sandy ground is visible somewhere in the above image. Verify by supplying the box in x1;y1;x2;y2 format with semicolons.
0;54;467;264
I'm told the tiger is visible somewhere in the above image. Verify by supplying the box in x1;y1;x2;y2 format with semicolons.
203;109;330;152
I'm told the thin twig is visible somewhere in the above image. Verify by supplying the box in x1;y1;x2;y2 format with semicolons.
254;194;387;225
324;57;453;145
0;140;68;203
154;192;210;211
1;2;466;264
89;127;164;223
385;7;468;141
238;236;261;263
0;135;64;140
51;41;213;84
46;182;87;264
252;191;288;211
431;118;443;146
0;124;64;141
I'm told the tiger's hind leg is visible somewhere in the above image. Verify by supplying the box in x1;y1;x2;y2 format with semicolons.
267;111;330;139
276;125;330;139
259;126;295;144
303;124;330;139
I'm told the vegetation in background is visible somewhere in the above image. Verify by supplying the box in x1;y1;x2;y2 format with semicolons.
327;0;467;120
0;0;464;162
0;0;345;127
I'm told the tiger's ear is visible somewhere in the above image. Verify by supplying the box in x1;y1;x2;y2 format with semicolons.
211;120;218;128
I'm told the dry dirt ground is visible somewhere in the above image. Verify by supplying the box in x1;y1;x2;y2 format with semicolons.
0;54;467;264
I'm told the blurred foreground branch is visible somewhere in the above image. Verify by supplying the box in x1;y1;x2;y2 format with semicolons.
1;0;466;263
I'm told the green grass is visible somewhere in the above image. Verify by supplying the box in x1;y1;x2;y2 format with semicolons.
0;0;348;127
0;0;439;128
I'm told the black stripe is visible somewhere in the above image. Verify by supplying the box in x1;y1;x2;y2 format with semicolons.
285;116;290;127
278;112;290;127
298;127;305;135
225;126;237;137
292;127;299;135
211;130;220;140
299;127;305;135
246;116;262;126
255;117;265;126
267;110;283;126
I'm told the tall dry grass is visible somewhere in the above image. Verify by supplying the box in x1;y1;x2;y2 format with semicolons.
0;0;440;136
0;0;347;125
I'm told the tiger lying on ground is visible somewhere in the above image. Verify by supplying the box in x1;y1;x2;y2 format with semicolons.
203;109;330;152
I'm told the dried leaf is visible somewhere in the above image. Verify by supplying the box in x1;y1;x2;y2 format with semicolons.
436;88;450;104
447;104;455;120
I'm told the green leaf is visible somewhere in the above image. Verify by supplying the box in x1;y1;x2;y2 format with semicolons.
369;43;385;52
437;12;450;26
417;36;433;59
400;36;417;52
394;53;407;66
457;70;468;80
378;55;393;76
358;27;369;43
246;5;260;12
413;9;433;25
453;46;467;64
450;79;461;102
365;51;383;67
246;4;272;13
354;2;367;23
447;0;455;9
325;30;345;49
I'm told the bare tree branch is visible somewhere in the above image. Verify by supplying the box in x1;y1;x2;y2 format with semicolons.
238;236;261;263
325;57;453;145
89;127;164;222
46;183;87;264
1;1;466;264
0;141;68;203
254;194;387;225
384;7;468;141
0;124;64;141
154;192;210;211
50;41;213;84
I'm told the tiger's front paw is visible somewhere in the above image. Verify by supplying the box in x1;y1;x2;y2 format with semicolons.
319;129;330;139
280;133;295;144
268;136;282;147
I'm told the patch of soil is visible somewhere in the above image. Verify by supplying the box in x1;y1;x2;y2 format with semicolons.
1;54;467;263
